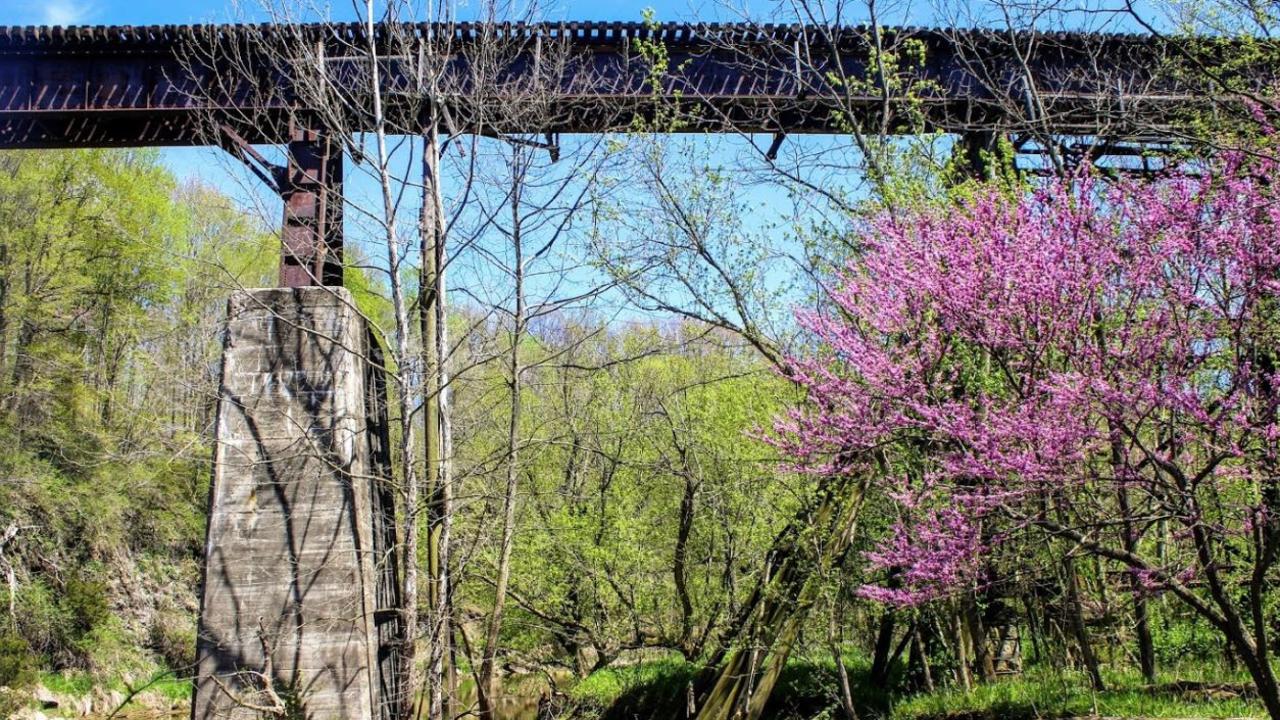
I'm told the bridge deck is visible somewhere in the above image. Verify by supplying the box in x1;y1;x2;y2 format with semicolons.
0;21;1233;148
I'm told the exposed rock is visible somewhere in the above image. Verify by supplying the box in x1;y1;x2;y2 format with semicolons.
136;689;176;712
32;684;59;709
91;687;126;715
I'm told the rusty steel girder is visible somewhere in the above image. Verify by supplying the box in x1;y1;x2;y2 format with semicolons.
217;124;343;287
0;21;1240;146
279;130;343;287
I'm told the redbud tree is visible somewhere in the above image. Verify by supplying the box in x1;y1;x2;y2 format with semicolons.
774;155;1280;717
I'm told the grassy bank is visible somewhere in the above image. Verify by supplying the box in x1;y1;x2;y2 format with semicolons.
39;670;192;703
10;658;1264;719
891;668;1262;720
565;658;1264;720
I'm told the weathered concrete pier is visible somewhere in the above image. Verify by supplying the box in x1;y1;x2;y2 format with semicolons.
193;288;400;720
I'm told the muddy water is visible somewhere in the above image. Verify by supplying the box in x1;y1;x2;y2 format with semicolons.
485;693;544;720
84;701;541;720
454;672;568;720
72;673;561;720
85;699;544;720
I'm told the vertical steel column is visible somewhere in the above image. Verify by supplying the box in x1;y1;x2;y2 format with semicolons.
960;130;998;180
280;129;344;287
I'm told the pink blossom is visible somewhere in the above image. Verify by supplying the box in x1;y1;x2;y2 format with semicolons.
775;158;1280;606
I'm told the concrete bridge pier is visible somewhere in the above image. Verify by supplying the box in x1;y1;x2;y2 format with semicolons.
192;287;401;720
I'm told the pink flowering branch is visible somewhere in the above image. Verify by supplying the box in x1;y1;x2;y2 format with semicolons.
774;154;1280;642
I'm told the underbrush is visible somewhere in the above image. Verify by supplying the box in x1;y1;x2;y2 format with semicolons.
567;658;1266;720
890;667;1263;720
570;657;699;718
567;653;891;719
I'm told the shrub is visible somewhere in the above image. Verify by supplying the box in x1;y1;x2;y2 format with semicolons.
0;628;37;689
15;576;114;671
0;630;37;720
62;578;110;640
148;611;197;672
1154;618;1222;667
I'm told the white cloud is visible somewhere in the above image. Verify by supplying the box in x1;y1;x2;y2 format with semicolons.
40;0;94;25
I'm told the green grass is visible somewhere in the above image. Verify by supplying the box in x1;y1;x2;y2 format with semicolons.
32;655;1271;720
144;674;192;702
889;667;1264;720
38;671;96;696
569;656;700;719
38;669;192;702
566;657;1266;720
567;653;892;720
570;657;699;706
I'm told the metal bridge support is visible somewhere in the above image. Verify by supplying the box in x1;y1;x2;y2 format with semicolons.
280;129;344;287
960;130;1005;181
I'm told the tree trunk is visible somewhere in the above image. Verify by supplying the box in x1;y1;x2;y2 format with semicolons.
962;594;996;683
0;243;10;397
908;620;934;693
1132;584;1156;683
1109;429;1155;684
1226;627;1280;720
828;607;859;720
8;319;35;404
1023;594;1044;666
953;607;972;691
420;123;456;720
869;608;897;685
696;474;868;720
1062;555;1104;691
672;440;697;657
478;151;528;719
365;12;423;716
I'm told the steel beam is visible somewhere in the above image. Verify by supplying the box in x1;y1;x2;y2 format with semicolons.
0;21;1253;147
279;129;343;287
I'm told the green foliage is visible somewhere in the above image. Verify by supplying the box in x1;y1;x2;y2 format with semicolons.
62;579;110;640
890;667;1263;720
13;573;138;674
0;628;38;689
568;653;893;720
570;656;699;712
0;149;273;681
147;610;197;673
39;669;192;700
147;674;194;701
0;55;1276;720
39;669;96;696
459;320;799;670
627;8;694;133
1153;616;1225;667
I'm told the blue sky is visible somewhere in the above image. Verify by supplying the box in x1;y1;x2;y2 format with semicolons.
8;0;737;26
8;0;1076;31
